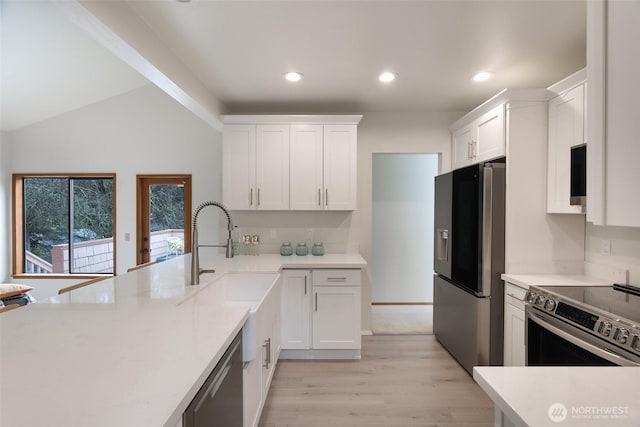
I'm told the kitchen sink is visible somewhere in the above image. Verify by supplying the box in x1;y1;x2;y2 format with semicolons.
180;272;280;361
218;272;279;309
215;272;280;362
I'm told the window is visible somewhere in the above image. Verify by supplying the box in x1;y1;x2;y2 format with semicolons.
13;174;116;276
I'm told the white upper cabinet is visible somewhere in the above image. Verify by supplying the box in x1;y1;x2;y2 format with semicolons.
290;125;324;210
256;125;290;210
547;80;586;214
587;0;640;226
290;124;357;210
223;124;289;210
223;125;256;210
323;124;358;211
224;116;361;211
452;125;474;170
451;104;505;169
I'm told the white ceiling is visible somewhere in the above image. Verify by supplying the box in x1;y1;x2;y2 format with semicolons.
1;0;587;131
0;1;149;132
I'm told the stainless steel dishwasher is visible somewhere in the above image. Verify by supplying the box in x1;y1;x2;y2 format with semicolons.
183;332;243;427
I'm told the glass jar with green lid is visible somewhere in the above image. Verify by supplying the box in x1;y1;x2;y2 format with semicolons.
280;242;293;256
295;242;308;256
312;242;324;256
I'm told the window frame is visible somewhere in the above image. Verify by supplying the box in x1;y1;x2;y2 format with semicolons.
12;173;117;278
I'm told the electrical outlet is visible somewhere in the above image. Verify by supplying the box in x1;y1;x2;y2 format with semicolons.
307;229;313;239
124;232;131;242
600;239;611;256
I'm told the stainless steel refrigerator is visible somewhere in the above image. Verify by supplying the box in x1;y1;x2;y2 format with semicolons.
433;160;505;375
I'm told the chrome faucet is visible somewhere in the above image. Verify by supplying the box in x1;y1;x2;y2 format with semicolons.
191;201;234;285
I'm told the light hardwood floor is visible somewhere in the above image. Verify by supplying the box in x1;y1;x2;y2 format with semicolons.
259;335;494;426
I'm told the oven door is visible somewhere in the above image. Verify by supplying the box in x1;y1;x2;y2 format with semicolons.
525;306;640;367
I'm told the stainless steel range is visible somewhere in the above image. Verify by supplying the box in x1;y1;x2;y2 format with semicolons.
525;284;640;366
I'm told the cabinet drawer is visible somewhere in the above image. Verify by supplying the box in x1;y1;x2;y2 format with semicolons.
504;282;527;310
312;269;361;286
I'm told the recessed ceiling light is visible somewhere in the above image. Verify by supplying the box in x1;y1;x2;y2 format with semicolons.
472;71;493;82
284;72;303;82
378;72;397;83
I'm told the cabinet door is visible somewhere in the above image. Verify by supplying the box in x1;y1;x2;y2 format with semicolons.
587;0;640;227
452;124;473;170
503;283;526;367
243;359;262;427
281;270;311;349
312;286;361;349
256;124;290;210
290;125;324;210
223;125;256;210
323;125;357;210
474;104;505;163
547;84;585;214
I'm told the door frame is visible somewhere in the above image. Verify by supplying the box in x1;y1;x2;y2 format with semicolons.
136;175;192;265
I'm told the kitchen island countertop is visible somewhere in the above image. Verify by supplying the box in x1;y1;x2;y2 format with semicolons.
474;366;640;426
0;252;366;427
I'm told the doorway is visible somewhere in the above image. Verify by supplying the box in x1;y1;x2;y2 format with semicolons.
371;154;438;334
136;175;192;266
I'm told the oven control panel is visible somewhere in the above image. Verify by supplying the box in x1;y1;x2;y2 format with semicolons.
526;288;640;357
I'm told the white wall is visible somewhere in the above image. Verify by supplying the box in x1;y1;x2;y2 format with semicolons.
372;153;438;303
585;224;640;284
5;84;222;299
504;101;586;274
355;112;461;330
0;131;9;282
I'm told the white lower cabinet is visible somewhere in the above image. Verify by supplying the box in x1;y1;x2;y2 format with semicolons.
243;357;262;427
503;282;527;367
243;277;281;427
281;268;361;359
280;270;311;349
312;285;361;350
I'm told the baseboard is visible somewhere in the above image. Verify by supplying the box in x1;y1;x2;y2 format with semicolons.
372;302;433;305
279;349;361;360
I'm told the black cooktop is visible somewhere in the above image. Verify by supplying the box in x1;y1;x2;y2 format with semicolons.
538;285;640;324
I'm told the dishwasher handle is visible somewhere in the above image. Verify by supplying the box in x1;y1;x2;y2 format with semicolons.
193;335;241;413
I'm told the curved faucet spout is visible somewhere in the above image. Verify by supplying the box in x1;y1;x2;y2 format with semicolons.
191;201;234;285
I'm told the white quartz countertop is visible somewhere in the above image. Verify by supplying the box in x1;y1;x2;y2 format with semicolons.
501;273;612;290
0;252;366;427
474;366;640;426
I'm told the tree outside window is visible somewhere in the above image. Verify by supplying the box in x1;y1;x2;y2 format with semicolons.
14;174;115;275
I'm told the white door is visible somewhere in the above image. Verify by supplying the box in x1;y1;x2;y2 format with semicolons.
281;270;311;349
223;125;256;210
323;125;357;210
312;286;361;349
256;124;290;210
290;125;324;210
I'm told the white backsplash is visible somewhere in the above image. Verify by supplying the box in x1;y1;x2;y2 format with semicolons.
227;211;360;255
585;223;640;285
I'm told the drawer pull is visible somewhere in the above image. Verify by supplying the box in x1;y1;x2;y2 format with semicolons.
507;292;525;302
327;277;347;282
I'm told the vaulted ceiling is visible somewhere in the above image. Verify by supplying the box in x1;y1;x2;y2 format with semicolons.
1;0;586;132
